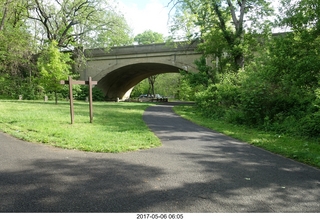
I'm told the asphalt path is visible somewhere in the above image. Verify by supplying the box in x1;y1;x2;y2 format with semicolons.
0;103;319;212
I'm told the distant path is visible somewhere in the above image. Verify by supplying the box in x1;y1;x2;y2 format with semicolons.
0;103;319;212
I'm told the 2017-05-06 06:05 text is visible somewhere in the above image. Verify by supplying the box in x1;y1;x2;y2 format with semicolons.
137;214;184;219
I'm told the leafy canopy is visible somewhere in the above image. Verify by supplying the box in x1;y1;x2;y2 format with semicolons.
169;0;274;71
134;30;164;45
37;40;72;102
27;0;133;49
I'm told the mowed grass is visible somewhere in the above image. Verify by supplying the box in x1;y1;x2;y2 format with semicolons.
0;100;161;152
174;105;320;169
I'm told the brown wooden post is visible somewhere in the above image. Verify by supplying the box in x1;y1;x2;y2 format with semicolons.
60;77;97;124
88;77;93;123
68;76;74;124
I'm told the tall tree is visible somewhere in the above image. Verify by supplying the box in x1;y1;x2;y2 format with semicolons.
134;30;165;97
27;0;133;49
0;0;33;77
0;0;28;31
37;40;72;104
278;0;320;108
169;0;274;71
134;29;164;44
279;0;320;33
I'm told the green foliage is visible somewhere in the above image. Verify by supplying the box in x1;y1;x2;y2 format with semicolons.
182;56;216;87
193;32;320;139
28;0;133;49
279;0;320;33
195;72;242;121
177;77;197;101
154;73;182;98
37;40;72;103
169;0;274;71
177;56;217;101
0;74;45;100
132;30;166;97
134;30;164;45
0;0;34;99
131;73;185;100
174;0;320;140
131;79;150;97
74;85;105;101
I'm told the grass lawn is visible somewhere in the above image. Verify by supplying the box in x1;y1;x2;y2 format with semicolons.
1;100;319;169
174;105;320;169
0;100;161;152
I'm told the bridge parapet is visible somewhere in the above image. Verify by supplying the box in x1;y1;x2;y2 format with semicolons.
84;42;199;57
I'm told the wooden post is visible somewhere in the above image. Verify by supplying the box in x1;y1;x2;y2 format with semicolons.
68;76;74;124
60;77;97;124
88;77;93;123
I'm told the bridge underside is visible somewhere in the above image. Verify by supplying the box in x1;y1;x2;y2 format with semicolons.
97;63;181;100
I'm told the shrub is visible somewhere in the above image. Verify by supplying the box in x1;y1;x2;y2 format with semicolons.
299;112;320;138
195;72;241;119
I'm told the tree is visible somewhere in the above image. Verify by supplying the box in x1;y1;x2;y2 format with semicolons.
37;40;72;104
0;0;31;74
134;30;164;45
27;0;133;49
169;0;274;71
192;0;320;137
0;0;35;99
147;75;157;96
154;73;182;98
0;0;28;31
279;0;320;34
134;30;165;97
131;79;149;97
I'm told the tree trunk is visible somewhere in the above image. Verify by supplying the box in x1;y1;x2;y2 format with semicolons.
55;91;58;104
148;76;157;97
235;53;245;69
0;1;9;31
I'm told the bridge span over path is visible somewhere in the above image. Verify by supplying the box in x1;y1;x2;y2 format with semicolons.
80;42;202;101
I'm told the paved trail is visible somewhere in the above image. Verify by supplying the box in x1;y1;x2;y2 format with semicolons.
0;103;319;212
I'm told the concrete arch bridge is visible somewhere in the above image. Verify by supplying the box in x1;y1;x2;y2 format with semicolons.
80;42;202;101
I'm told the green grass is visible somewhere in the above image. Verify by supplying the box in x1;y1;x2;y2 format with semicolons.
174;105;320;169
1;100;320;169
0;100;161;152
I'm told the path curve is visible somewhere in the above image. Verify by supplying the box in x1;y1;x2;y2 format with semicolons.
0;103;319;212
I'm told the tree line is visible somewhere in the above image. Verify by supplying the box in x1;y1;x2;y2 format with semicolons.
0;0;132;101
0;0;319;139
166;0;320;139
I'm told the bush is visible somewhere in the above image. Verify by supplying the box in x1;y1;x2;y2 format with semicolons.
299;112;320;138
195;72;241;119
192;33;320;140
75;85;105;101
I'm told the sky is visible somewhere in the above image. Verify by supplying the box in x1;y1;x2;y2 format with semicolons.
117;0;172;37
116;0;284;38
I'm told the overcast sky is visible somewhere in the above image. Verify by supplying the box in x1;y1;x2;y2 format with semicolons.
117;0;172;37
117;0;284;37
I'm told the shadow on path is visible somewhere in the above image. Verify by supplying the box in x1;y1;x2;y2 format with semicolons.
0;103;319;212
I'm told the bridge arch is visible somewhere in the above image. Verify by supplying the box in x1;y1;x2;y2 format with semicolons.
97;62;182;100
80;43;202;100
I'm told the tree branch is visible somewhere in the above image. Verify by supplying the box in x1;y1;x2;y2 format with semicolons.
213;3;233;45
0;0;9;31
226;0;239;30
238;0;246;35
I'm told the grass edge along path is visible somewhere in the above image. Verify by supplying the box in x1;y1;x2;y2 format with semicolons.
0;100;161;153
174;105;320;169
